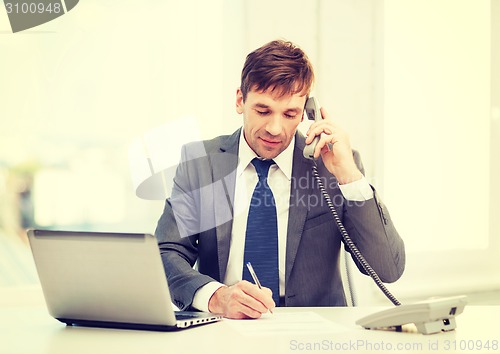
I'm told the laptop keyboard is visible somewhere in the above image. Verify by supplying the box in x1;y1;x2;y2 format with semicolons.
175;311;206;320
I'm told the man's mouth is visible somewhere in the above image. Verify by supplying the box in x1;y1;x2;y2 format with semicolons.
260;137;281;146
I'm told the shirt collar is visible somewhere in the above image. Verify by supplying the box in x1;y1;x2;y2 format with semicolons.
237;128;294;180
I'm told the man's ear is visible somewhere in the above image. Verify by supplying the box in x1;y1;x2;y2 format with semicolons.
236;88;244;114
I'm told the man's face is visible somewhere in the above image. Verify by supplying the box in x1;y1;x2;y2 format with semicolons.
236;88;306;159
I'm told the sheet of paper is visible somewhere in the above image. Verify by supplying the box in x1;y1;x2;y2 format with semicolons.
224;311;349;336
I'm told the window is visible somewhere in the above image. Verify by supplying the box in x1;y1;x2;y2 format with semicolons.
377;0;500;300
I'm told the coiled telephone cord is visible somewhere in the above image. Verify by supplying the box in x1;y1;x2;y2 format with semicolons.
311;161;401;306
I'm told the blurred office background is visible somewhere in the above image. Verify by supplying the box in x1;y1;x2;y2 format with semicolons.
1;0;499;305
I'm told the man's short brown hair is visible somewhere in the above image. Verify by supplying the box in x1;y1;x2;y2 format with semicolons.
240;40;315;101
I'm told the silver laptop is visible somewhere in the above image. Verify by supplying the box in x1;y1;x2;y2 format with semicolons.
27;229;222;331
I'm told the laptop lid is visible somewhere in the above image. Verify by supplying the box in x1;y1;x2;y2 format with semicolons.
27;229;221;330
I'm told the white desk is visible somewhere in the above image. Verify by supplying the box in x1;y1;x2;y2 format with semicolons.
1;286;498;354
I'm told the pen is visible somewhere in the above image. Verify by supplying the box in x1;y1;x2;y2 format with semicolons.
246;262;273;314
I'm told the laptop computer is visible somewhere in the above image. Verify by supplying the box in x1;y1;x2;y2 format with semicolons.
27;229;222;331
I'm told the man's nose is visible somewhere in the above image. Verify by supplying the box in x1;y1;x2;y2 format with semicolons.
265;114;282;136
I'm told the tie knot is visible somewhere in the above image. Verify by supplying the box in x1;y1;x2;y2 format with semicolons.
251;158;274;180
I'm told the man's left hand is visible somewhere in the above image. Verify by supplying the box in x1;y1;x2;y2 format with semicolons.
305;107;363;185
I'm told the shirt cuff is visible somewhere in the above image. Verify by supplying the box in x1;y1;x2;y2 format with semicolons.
338;176;374;201
191;281;226;312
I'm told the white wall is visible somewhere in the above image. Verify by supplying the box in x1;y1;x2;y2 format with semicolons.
379;0;499;301
491;0;500;260
0;0;246;233
317;0;379;177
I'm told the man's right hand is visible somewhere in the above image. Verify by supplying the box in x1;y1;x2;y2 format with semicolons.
207;280;275;319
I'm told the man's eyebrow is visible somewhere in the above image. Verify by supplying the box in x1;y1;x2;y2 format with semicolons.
252;103;302;112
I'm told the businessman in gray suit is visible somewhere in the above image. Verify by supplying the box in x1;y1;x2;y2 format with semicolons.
155;40;405;319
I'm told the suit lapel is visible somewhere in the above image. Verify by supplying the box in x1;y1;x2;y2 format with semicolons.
211;129;240;281
285;133;313;285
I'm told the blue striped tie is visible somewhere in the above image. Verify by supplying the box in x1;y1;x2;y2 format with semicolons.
242;158;279;305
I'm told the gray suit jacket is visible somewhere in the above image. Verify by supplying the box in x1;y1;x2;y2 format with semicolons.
155;128;405;310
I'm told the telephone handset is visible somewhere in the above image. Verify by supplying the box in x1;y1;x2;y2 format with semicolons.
304;97;466;334
303;97;322;159
303;96;401;307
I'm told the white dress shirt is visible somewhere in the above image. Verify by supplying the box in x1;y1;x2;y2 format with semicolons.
192;130;374;311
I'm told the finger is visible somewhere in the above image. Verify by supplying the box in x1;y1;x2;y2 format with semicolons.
320;106;329;120
231;305;263;319
239;281;275;312
223;286;265;319
234;281;273;313
225;305;262;319
306;127;333;146
306;120;336;142
312;132;335;159
259;287;276;311
318;144;332;160
317;130;345;158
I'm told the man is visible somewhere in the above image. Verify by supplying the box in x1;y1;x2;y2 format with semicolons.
155;40;405;319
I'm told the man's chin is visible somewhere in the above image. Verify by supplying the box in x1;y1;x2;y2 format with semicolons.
256;147;281;159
